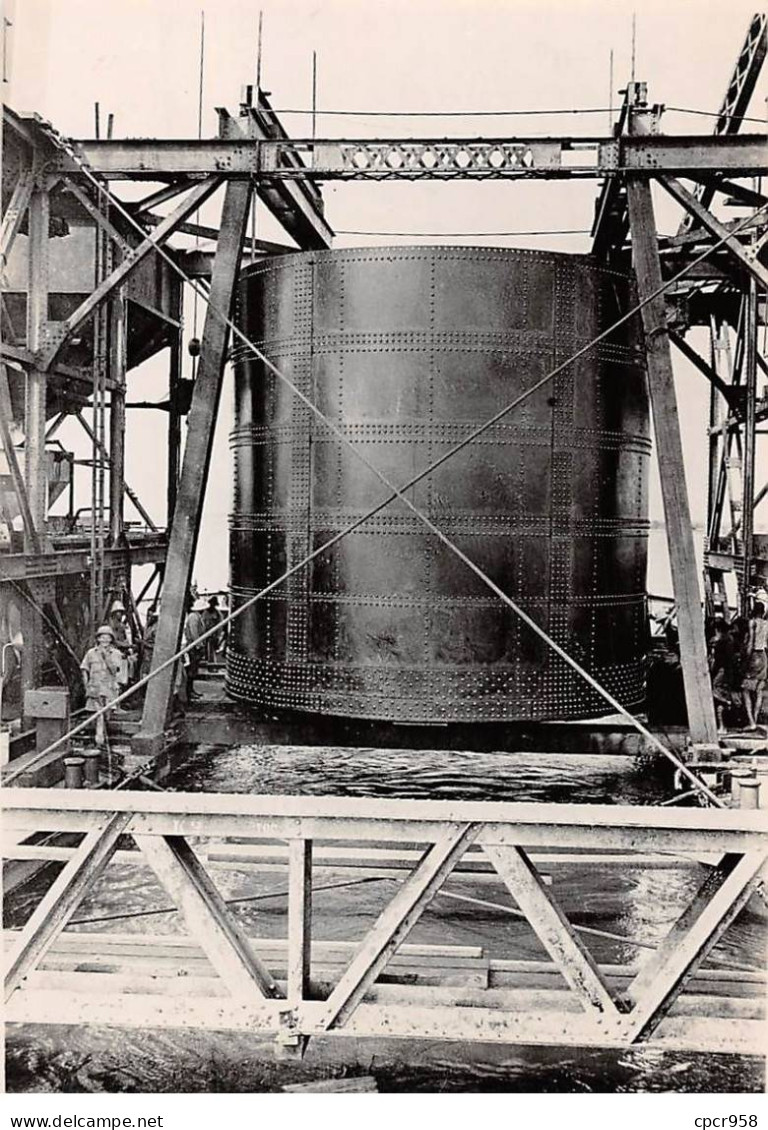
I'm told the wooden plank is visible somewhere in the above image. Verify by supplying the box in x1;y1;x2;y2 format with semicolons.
136;176;253;745
626;174;719;745
3;813;131;1001
283;1076;378;1092
135;834;282;1000
3;931;484;962
483;844;619;1017
18;970;764;1023
621;850;768;1042
12;933;761;993
287;840;312;1004
318;823;479;1030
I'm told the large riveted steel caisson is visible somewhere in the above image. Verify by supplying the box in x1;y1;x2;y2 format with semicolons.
228;247;649;722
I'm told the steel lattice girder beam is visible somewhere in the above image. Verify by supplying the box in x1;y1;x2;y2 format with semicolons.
4;790;767;1056
678;12;767;235
49;134;768;182
619;850;768;1042
318;823;480;1030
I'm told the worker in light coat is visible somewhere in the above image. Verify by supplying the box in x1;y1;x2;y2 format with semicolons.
80;625;126;746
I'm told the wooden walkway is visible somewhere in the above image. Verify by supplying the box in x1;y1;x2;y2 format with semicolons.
3;790;767;1057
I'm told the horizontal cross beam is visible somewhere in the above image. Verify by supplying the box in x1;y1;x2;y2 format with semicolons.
4;989;762;1055
50;134;768;182
4;790;766;856
0;537;167;582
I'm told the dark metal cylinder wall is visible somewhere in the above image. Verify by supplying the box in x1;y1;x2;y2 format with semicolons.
228;247;649;722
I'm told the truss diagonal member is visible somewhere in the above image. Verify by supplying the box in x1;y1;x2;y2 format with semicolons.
0;169;34;269
669;331;737;403
659;176;768;290
39;176;222;371
61;178;132;256
620;850;768;1043
4;812;132;1002
677;11;767;235
136;834;283;1000
0;362;41;553
133;178;206;215
482;843;620;1018
751;225;768;259
319;822;480;1030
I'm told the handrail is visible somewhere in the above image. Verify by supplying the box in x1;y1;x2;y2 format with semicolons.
3;787;766;831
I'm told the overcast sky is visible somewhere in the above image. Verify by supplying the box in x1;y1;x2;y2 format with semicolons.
5;0;767;593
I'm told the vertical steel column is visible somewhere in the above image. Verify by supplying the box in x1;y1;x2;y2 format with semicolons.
740;276;758;614
24;185;49;541
625;102;717;745
167;323;182;526
627;92;717;745
706;318;722;545
22;182;50;693
135;179;252;752
109;288;127;543
703;319;722;616
626;179;718;743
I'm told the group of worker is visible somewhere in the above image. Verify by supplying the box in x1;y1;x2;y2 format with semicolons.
709;597;768;734
78;588;767;746
80;592;227;746
181;594;226;700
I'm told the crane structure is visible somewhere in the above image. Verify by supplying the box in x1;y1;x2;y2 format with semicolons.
1;14;766;760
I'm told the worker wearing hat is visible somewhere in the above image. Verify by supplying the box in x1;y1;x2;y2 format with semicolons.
108;598;137;682
80;625;127;747
183;596;207;700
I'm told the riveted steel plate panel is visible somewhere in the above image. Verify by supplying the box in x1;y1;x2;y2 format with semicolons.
228;246;650;722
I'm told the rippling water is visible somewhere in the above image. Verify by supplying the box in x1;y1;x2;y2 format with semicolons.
5;743;766;1093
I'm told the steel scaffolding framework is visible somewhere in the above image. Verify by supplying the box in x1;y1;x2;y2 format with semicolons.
0;15;766;755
